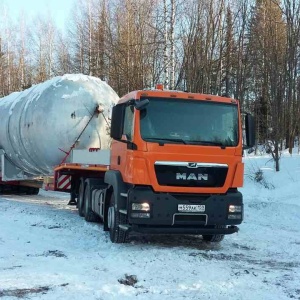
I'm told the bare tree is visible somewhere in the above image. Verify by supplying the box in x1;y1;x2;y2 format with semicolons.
29;14;57;82
283;0;300;154
248;0;286;171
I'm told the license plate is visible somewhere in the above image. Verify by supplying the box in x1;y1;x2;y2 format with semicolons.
178;204;205;212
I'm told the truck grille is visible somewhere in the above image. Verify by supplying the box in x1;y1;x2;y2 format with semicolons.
154;162;228;187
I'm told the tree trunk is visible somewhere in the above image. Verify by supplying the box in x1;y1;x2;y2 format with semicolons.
274;141;280;172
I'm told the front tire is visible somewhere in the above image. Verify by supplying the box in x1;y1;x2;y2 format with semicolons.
107;193;128;243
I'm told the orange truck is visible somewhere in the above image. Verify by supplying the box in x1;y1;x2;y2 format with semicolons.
52;85;255;243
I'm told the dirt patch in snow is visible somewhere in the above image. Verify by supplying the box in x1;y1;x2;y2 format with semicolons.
118;274;138;287
26;250;67;258
189;252;300;271
0;286;50;298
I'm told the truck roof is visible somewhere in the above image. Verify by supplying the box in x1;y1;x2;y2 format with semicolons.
117;89;238;105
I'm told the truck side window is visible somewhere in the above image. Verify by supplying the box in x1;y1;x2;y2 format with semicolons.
123;106;134;140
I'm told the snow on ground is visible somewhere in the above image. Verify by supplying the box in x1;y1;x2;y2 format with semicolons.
0;152;300;300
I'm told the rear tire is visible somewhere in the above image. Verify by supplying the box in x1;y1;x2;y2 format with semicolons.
78;178;85;217
31;188;39;195
108;193;128;243
202;225;225;243
84;181;99;222
26;187;39;195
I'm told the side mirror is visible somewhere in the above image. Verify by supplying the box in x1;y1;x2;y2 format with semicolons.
244;114;255;148
134;99;149;110
110;104;125;140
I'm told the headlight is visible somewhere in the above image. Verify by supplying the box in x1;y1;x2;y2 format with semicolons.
228;205;242;213
132;202;150;211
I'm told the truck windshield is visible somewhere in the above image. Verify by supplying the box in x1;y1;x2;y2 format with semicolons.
139;97;239;147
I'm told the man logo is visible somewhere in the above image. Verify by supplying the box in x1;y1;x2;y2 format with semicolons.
188;162;198;168
176;173;208;181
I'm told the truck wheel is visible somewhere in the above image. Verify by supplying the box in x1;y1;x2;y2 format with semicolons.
26;187;39;195
31;188;39;195
78;178;85;217
107;193;128;243
84;181;99;222
202;226;225;243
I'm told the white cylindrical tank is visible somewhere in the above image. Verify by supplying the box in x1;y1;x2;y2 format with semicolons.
0;74;119;177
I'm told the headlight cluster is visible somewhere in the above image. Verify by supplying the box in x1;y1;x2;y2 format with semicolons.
131;202;151;218
228;205;242;220
132;203;150;211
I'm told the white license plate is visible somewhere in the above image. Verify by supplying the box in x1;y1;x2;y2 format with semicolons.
178;204;205;212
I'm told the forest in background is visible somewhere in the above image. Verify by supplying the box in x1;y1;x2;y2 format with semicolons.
0;0;299;170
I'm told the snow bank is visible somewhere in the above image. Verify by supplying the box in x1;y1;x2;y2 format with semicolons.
0;153;299;299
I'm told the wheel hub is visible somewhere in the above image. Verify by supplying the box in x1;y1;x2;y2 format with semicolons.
108;206;115;229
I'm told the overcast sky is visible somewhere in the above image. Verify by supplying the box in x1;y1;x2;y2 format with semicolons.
2;0;75;31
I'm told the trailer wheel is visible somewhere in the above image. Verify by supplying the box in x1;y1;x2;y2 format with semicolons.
26;187;39;195
202;225;225;243
108;193;128;243
78;178;85;217
84;181;99;222
32;188;39;195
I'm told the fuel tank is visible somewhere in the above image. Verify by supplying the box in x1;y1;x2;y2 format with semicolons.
0;74;119;178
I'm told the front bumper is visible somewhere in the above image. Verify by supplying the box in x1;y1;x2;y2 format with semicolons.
126;187;243;235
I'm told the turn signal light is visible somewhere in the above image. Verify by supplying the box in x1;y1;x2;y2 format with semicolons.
228;214;242;220
131;213;150;218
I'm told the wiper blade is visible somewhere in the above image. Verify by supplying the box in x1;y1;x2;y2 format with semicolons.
145;138;226;147
188;140;226;147
145;137;187;144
